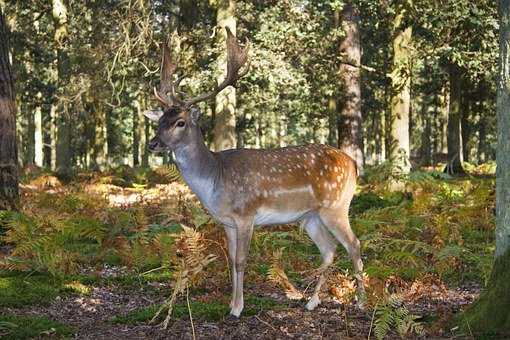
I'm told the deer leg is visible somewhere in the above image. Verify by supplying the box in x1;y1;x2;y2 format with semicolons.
224;226;238;310
230;221;254;317
319;207;365;306
302;215;337;311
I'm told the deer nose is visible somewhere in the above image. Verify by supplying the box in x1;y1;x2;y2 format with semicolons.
148;138;161;152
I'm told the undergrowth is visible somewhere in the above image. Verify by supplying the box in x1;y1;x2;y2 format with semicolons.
0;314;73;339
0;163;496;335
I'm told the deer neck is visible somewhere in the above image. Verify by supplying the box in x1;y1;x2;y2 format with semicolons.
173;127;220;210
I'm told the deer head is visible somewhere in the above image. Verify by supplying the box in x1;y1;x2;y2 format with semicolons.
145;27;249;152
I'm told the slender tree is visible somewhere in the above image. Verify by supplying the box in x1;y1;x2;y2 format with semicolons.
389;5;412;172
445;65;465;174
0;8;19;210
337;3;363;173
463;0;510;334
213;0;236;151
52;0;71;177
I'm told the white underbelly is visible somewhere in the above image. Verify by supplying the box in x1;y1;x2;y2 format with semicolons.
253;207;309;226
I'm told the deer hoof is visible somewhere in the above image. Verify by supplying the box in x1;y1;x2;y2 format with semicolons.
226;313;240;322
305;296;320;311
229;305;243;318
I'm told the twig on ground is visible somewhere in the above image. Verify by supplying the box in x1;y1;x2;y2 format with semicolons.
186;284;196;340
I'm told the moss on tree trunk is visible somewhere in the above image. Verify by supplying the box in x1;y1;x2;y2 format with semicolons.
461;2;510;335
461;250;510;337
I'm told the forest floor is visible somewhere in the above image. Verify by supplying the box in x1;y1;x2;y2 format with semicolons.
0;163;496;339
1;271;479;339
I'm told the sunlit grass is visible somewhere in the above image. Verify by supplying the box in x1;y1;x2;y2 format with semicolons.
0;314;72;340
112;295;287;324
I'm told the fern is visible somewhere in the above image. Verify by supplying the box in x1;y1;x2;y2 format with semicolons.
151;225;216;329
267;248;303;300
0;211;108;276
373;294;424;340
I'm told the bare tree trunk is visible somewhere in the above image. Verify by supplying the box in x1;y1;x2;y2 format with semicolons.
495;0;510;261
337;3;363;173
420;97;432;166
440;82;449;156
34;101;43;167
327;97;338;146
213;0;236;151
0;8;19;210
461;90;471;162
90;102;107;171
445;65;465;175
463;2;510;333
52;0;71;178
389;11;412;172
478;109;487;163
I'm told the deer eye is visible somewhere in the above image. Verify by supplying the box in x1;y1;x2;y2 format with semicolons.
176;120;185;128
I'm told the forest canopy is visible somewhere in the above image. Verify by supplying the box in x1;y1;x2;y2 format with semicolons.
3;0;498;173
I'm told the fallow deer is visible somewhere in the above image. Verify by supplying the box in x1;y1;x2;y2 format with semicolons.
145;27;365;317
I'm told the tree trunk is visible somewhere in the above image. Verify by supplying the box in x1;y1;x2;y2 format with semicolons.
212;0;236;151
23;101;35;166
133;102;140;167
327;97;338;146
91;102;107;171
461;90;470;162
462;2;510;334
495;0;510;263
52;0;71;178
389;11;412;172
34;102;43;167
445;65;465;175
440;81;449;156
419;97;432;166
478;110;487;163
0;8;19;211
337;3;363;173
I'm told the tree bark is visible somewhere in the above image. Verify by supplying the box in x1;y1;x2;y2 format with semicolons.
445;65;465;175
327;97;338;146
212;0;236;151
478;111;487;163
439;81;449;156
419;97;432;166
495;0;510;261
389;11;411;172
52;0;71;178
337;3;363;173
0;8;19;211
461;89;471;162
34;102;43;167
462;1;510;334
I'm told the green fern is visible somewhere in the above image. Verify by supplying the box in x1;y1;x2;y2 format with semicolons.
373;294;424;340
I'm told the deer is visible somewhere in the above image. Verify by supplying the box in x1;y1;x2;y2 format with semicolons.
144;27;365;318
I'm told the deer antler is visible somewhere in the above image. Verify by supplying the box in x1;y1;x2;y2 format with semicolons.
154;28;249;108
184;27;250;107
154;42;185;108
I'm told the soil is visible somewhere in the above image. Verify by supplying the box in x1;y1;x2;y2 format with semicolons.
4;275;479;340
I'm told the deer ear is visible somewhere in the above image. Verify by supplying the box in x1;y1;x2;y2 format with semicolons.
144;110;164;122
189;106;201;124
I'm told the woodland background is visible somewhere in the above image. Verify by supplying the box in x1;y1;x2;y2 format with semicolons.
0;0;508;339
3;0;499;175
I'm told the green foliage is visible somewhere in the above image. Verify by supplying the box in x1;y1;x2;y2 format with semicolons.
0;210;106;275
373;294;424;340
113;295;285;324
0;274;61;307
353;169;495;283
0;314;73;340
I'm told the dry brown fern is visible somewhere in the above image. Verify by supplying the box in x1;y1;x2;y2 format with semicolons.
267;248;303;300
151;225;216;329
